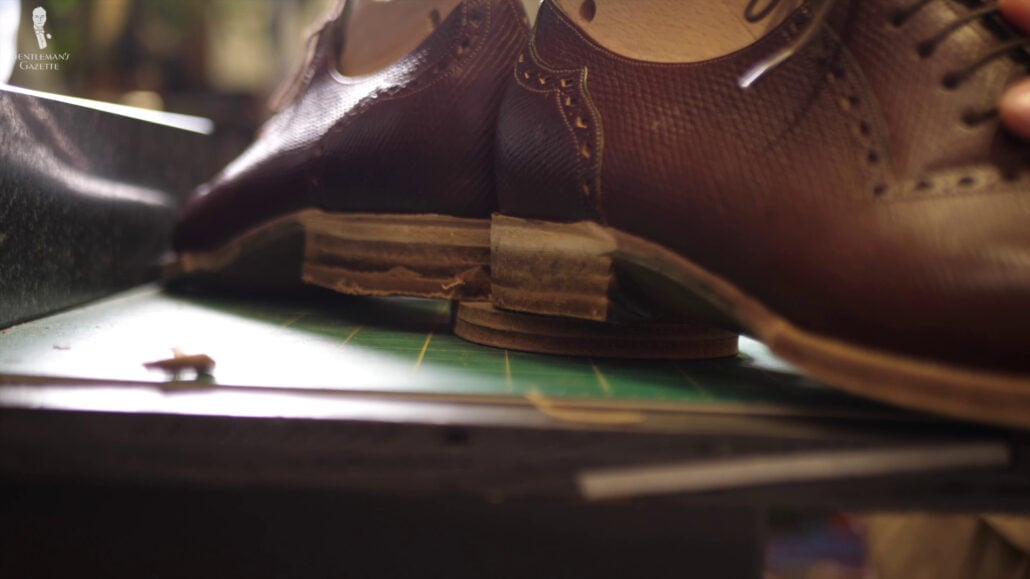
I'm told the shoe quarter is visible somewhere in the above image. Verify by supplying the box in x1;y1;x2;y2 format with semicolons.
496;32;604;222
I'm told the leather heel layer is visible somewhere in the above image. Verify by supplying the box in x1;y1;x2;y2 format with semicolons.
474;214;739;359
490;214;620;321
301;212;490;300
171;210;491;301
454;302;738;359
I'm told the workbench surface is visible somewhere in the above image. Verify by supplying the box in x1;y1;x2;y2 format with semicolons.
1;286;1025;509
0;285;901;417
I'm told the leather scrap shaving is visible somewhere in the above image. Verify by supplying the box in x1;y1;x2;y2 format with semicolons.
525;389;644;426
441;267;487;291
143;347;216;377
440;279;463;291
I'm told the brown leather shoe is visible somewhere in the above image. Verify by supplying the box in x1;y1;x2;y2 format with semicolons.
172;0;529;300
460;0;1030;427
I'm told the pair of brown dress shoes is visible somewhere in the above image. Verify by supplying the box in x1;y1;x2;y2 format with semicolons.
172;0;1030;428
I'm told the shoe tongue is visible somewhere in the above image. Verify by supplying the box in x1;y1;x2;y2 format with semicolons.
337;0;462;77
554;0;803;63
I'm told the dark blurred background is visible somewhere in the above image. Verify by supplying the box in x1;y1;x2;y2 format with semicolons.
2;0;335;172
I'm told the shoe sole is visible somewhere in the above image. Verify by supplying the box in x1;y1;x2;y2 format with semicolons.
458;214;1030;428
171;209;738;358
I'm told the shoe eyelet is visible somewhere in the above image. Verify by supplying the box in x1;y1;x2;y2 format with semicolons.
579;0;596;22
574;116;588;129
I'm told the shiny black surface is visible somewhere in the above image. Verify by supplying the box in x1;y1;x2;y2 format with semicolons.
0;86;212;326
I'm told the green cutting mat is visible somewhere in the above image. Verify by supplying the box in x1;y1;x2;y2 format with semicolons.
0;285;897;416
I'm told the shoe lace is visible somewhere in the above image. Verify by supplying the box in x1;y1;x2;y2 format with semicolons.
738;0;1030;95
